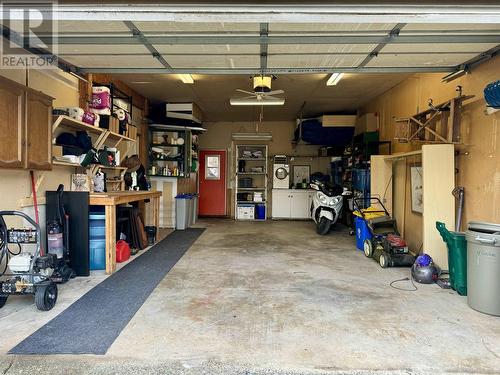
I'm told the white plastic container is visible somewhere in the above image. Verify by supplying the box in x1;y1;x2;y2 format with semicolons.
237;205;255;220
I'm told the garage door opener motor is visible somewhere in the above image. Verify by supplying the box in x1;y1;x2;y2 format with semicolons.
0;211;58;311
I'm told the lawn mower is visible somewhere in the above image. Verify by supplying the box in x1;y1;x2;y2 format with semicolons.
354;197;416;268
0;211;58;311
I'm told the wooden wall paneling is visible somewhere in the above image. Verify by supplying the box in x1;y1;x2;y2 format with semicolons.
0;78;25;168
370;155;393;215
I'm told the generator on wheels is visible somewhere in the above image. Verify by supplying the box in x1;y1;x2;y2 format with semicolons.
0;211;58;311
354;197;415;268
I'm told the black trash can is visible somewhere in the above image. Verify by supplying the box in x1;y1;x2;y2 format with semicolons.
144;226;157;246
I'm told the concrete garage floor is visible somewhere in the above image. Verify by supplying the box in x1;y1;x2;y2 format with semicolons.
1;220;499;374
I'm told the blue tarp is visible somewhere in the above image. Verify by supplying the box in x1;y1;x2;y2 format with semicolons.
295;119;355;146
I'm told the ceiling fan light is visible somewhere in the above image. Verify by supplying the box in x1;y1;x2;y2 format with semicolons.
253;75;272;92
326;72;344;86
178;74;194;84
230;98;285;106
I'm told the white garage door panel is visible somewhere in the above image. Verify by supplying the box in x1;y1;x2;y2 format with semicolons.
165;55;259;68
56;44;150;55
136;21;259;33
56;21;130;33
268;44;376;54
382;43;498;54
366;53;478;67
269;23;395;33
155;44;259;54
60;55;164;68
401;23;500;32
268;54;365;68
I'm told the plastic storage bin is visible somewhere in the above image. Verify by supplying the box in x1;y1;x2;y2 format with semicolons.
89;239;106;270
89;214;105;239
175;194;190;230
352;169;370;194
436;222;467;296
255;204;266;220
237;204;255;220
466;221;500;316
354;216;372;251
89;212;106;270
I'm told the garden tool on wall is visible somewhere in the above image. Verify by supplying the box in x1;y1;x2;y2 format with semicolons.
452;186;464;232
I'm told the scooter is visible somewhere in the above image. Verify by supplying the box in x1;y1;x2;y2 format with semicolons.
310;180;351;235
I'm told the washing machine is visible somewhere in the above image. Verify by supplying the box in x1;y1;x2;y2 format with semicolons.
273;155;290;189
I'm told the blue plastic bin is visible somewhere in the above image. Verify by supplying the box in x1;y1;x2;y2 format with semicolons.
354;216;372;251
89;239;106;270
255;204;266;220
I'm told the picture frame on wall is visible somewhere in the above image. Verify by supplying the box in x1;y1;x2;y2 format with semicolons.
293;165;310;187
410;165;423;214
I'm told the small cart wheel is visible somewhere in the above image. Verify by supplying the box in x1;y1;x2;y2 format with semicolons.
35;282;58;311
363;239;373;257
0;295;7;309
379;253;390;268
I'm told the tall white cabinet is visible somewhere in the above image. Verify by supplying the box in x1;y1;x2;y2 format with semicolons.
272;189;314;219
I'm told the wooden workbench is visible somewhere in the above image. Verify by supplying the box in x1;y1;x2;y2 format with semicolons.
89;190;162;274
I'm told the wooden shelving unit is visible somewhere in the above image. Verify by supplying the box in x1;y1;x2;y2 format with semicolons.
51;115;136;191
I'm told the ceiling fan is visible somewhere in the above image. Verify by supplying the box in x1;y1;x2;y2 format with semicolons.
230;75;285;106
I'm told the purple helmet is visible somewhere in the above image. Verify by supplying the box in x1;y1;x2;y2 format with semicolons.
415;254;433;267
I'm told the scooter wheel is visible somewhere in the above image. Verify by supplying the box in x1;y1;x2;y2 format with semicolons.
379;253;390;268
363;239;373;257
316;217;332;235
35;282;58;311
0;295;7;308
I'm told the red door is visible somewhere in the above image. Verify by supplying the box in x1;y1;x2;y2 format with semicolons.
199;150;227;216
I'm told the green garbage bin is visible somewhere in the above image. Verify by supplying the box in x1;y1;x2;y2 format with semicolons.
436;222;467;296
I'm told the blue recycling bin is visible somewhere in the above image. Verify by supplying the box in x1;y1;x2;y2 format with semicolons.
255;204;266;220
354;216;372;251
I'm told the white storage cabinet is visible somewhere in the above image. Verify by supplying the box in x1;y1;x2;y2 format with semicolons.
272;189;313;219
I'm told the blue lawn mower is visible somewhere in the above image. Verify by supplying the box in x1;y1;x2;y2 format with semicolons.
354;197;416;268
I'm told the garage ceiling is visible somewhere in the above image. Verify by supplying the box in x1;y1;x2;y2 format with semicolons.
115;73;409;121
2;3;499;120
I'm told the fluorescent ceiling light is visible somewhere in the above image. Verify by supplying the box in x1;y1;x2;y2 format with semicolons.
230;98;285;106
178;74;194;84
326;72;344;86
232;132;273;141
441;69;466;83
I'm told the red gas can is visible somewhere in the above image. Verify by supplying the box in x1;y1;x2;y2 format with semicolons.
116;240;131;263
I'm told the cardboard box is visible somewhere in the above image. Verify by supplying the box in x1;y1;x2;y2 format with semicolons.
52;145;63;157
166;102;203;124
321;115;357;128
355;113;379;135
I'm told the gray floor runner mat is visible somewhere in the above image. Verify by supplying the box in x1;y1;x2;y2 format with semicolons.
9;228;204;355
